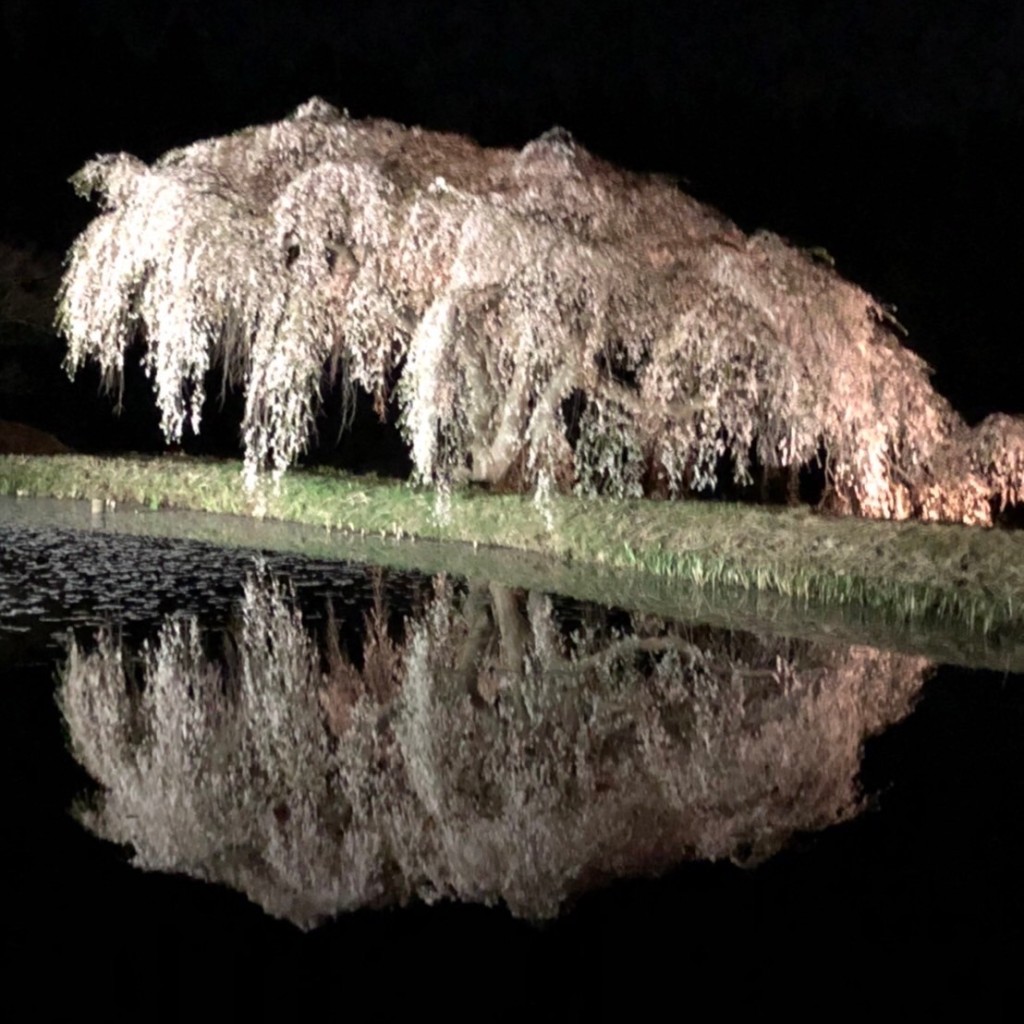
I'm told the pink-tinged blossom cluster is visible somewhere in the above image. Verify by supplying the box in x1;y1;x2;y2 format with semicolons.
58;98;1022;522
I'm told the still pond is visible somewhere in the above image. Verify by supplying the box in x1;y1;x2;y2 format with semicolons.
4;496;1021;1011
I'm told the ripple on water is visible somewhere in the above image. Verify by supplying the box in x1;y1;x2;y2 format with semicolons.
0;521;434;655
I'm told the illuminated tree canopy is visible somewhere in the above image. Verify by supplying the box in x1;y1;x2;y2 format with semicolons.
57;98;1023;521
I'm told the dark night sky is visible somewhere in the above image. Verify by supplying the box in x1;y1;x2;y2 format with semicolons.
3;0;1021;422
4;6;1024;1000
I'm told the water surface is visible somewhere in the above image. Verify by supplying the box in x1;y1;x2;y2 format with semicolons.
4;496;1021;1010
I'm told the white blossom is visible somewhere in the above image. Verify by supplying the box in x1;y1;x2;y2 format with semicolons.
57;99;1022;521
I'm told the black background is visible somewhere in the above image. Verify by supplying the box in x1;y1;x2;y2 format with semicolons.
2;0;1021;428
3;4;1023;1014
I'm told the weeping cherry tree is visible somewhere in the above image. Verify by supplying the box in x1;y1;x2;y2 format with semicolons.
57;98;1024;522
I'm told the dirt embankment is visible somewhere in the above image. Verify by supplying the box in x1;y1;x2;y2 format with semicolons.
0;420;72;455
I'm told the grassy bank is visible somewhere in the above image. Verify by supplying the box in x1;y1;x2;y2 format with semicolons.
2;453;1023;635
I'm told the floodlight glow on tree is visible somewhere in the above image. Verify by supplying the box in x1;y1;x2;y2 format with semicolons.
57;98;1023;523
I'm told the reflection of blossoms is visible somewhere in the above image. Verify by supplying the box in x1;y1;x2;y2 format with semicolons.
62;568;928;926
56;99;1022;519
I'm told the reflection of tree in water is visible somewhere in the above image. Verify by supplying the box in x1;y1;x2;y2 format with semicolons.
61;567;930;926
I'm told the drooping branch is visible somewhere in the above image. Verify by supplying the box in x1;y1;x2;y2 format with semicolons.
57;98;1023;522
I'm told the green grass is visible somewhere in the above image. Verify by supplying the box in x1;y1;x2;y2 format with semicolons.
2;453;1023;641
